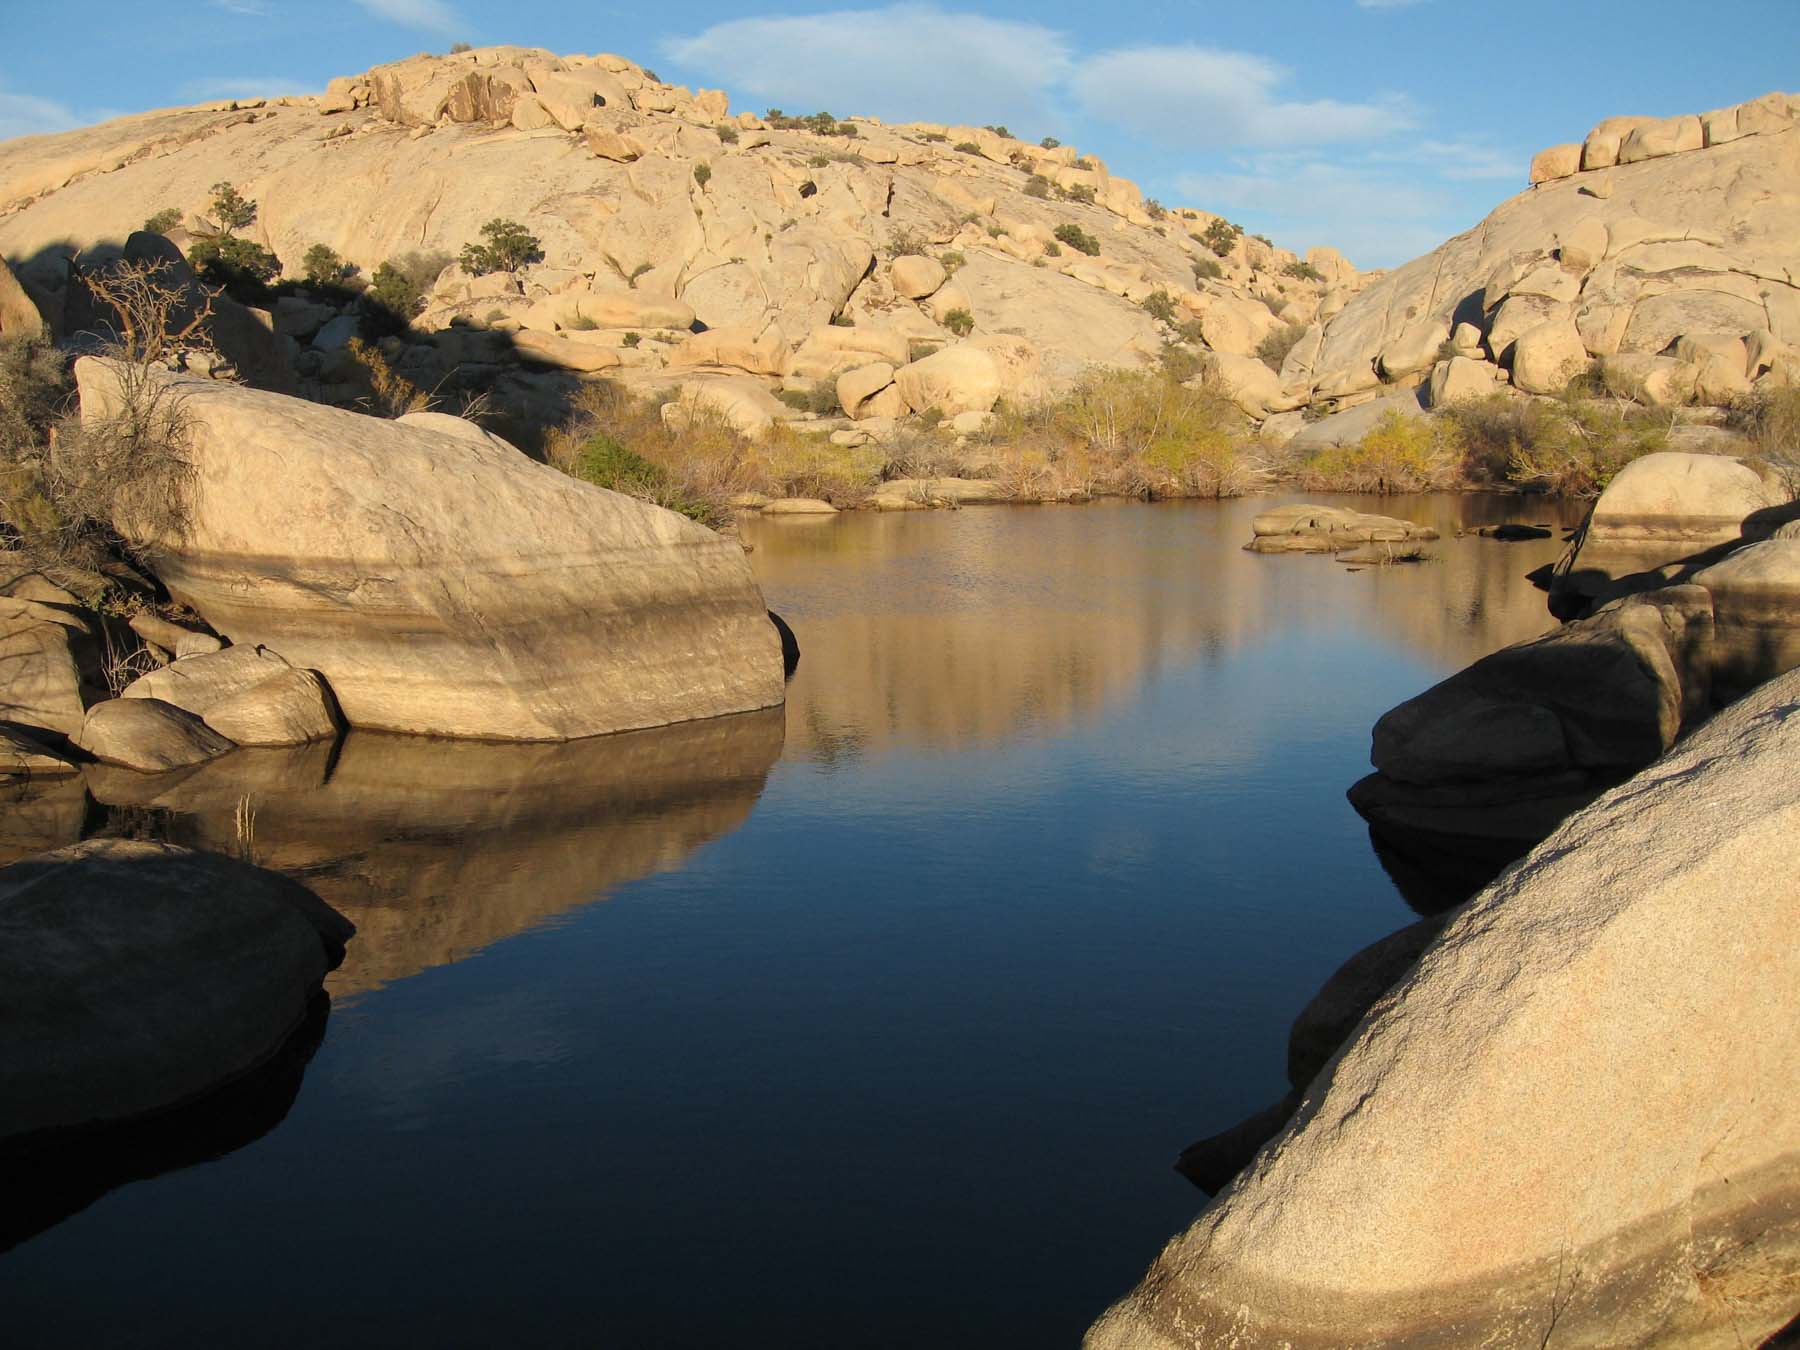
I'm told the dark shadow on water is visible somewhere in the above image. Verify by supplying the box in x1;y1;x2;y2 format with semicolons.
1367;825;1518;916
0;991;330;1255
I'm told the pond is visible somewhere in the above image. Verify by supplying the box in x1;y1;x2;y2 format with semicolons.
0;492;1585;1348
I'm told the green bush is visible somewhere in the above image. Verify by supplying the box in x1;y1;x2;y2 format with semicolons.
693;162;712;188
1043;241;1061;257
301;243;354;287
942;307;975;337
365;251;447;324
1066;184;1096;205
715;123;739;144
1144;198;1166;220
1283;260;1325;282
187;235;280;292
939;250;966;274
459;218;542;276
984;124;1012;139
1301;411;1462;492
1053;224;1100;257
954;141;982;155
142;208;183;236
1024;175;1051;199
1141;290;1178;324
775;383;841;415
921;131;948;143
1040;136;1060;149
1192;257;1223;282
207;181;256;234
622;331;642;348
1199;218;1242;258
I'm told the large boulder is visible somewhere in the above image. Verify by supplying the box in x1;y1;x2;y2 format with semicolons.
1553;451;1792;613
75;697;236;771
0;840;352;1142
76;360;784;740
0;255;46;340
1508;318;1590;394
1090;667;1800;1348
894;343;1002;417
0;595;93;740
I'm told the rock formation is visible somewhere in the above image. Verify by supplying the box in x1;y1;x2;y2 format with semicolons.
0;839;352;1142
0;45;1360;433
76;358;786;740
1090;666;1800;1347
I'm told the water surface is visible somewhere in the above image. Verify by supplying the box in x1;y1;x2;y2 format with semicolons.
0;493;1582;1347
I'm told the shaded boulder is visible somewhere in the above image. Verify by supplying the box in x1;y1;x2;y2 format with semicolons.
0;840;352;1144
1090;668;1800;1348
123;645;341;747
0;596;93;741
77;360;784;740
75;698;236;772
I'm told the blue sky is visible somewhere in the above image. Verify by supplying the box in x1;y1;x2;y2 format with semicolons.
3;1;1795;268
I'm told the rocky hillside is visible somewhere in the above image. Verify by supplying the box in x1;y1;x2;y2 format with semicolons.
0;44;1358;437
1257;91;1800;446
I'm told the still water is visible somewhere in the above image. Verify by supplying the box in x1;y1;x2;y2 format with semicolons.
1;493;1583;1347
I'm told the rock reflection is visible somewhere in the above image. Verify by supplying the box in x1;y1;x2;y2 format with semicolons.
83;708;786;997
745;496;1586;761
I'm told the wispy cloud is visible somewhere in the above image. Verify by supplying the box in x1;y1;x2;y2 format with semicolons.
661;5;1072;128
0;89;81;142
208;0;272;15
1069;45;1414;148
354;0;462;36
181;76;312;101
1356;0;1432;8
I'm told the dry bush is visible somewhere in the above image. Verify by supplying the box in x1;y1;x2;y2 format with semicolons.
1505;397;1670;497
1255;322;1309;373
49;363;198;559
1728;385;1800;494
749;425;882;501
546;381;749;525
975;367;1260;498
1299;411;1463;493
343;337;429;418
81;257;213;365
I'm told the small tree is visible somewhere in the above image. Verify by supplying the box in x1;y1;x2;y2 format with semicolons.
143;208;183;236
460;218;542;276
1054;224;1100;257
1141;290;1178;324
366;254;441;324
208;182;256;234
1200;218;1242;258
942;308;975;337
693;162;712;189
715;123;739;144
301;244;355;287
1024;175;1051;199
1039;136;1060;149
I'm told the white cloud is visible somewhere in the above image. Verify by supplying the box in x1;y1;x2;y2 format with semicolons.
1176;159;1464;269
661;4;1072;128
354;0;462;35
208;0;272;14
0;90;81;142
1070;45;1413;149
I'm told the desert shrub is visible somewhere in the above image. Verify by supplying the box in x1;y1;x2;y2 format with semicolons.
187;235;280;294
1199;219;1241;258
365;251;447;325
459;218;541;276
207;181;256;234
343;337;428;418
1024;175;1051;199
1053;224;1099;257
715;123;739;144
570;433;670;497
1300;411;1463;493
1173;318;1204;346
143;208;183;236
449;41;472;54
1141;290;1178;325
1433;393;1537;484
752;427;883;501
954;141;982;155
1192;257;1223;283
1251;233;1272;246
984;124;1012;139
1043;241;1061;257
1075;157;1096;170
1066;183;1096;205
885;227;931;259
1283;260;1324;282
693;162;712;188
301;243;354;287
622;331;642;348
1728;386;1800;493
1144;198;1166;221
809;154;830;168
942;307;975;337
1506;397;1670;496
920;131;948;143
1255;322;1309;373
776;383;841;416
546;381;738;525
0;335;72;558
939;250;966;274
641;68;660;83
1039;136;1060;149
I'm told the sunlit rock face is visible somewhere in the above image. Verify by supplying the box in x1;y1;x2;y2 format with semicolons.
76;359;785;740
1090;667;1800;1349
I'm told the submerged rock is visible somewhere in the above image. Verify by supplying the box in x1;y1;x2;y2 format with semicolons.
1246;503;1439;555
0;840;352;1143
76;359;785;740
1091;668;1800;1347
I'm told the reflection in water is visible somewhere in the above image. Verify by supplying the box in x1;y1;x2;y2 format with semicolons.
744;495;1584;763
0;992;330;1254
82;708;786;997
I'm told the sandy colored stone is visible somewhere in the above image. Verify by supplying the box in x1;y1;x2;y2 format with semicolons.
122;645;339;747
838;362;896;420
761;498;837;515
1091;667;1800;1349
668;324;790;376
512;329;623;372
1617;114;1704;164
78;359;784;740
1426;355;1502;407
890;255;947;299
75;697;236;771
895;343;1002;416
1528;142;1581;184
1509;318;1591;394
0;597;91;739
